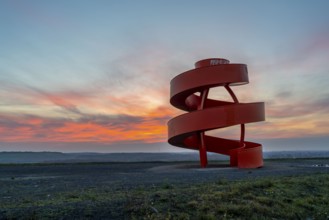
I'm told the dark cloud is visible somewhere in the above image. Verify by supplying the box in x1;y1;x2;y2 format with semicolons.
314;94;329;110
0;113;167;130
77;114;145;130
268;93;329;118
25;86;83;115
275;90;293;99
0;116;26;129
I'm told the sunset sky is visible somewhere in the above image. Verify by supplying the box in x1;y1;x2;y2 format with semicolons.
0;0;328;152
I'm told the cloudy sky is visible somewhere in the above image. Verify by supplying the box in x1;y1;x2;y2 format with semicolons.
0;0;328;152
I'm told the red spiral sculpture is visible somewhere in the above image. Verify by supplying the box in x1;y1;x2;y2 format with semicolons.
168;58;265;168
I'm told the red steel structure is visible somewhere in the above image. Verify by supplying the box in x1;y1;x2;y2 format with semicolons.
168;58;265;168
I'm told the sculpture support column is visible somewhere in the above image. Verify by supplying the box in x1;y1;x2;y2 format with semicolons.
198;88;209;168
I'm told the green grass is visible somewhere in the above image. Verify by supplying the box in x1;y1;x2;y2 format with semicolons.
124;174;329;220
1;173;329;219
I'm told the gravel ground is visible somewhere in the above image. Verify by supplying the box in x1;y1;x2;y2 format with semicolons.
0;159;328;190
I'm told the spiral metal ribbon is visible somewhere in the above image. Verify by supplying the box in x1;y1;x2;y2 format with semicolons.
168;58;265;168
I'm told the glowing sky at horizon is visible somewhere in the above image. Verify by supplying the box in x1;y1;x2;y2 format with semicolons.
0;0;329;152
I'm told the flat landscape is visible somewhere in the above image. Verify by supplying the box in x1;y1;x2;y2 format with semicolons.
0;158;328;219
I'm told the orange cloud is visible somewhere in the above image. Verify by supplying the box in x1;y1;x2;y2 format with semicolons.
0;111;170;144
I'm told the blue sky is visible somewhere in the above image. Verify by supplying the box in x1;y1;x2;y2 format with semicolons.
0;0;328;152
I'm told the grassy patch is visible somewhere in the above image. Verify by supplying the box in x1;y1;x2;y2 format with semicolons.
124;174;329;220
1;173;329;219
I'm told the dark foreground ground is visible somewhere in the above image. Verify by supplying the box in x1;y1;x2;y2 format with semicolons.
0;158;328;219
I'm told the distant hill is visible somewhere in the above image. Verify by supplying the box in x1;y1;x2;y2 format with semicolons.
0;152;227;163
0;151;328;164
